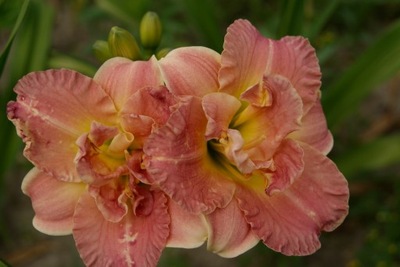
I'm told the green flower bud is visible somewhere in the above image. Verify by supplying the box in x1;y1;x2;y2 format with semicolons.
92;40;112;63
156;48;171;59
108;26;141;60
140;11;162;50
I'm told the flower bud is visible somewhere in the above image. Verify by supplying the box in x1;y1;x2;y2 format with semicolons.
92;40;112;63
140;11;162;50
108;26;141;60
156;48;170;59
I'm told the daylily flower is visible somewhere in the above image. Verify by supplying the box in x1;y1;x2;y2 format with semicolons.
7;57;208;266
144;19;349;256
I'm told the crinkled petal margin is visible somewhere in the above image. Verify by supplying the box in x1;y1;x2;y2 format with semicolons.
235;143;349;255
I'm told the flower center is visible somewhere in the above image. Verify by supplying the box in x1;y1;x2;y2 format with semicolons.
207;135;248;181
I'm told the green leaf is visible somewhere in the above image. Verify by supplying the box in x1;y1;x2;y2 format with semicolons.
305;0;341;40
277;0;305;37
323;19;400;130
334;134;400;178
48;53;96;77
181;0;224;51
0;259;11;267
0;0;29;75
95;0;149;29
0;0;54;243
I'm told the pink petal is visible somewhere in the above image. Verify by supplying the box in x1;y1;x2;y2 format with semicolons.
144;96;235;214
88;180;128;223
240;81;273;107
224;129;256;174
75;134;128;185
87;121;119;147
7;70;117;182
202;92;241;140
235;143;349;256
22;168;85;235
219;19;269;97
73;190;170;267
120;86;177;140
238;75;303;163
126;150;153;185
266;139;304;195
94;56;163;110
159;47;221;96
166;199;208;248
205;199;259;258
289;100;333;155
121;115;154;149
264;36;321;113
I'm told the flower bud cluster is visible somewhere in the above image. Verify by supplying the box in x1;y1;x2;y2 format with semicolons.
92;11;170;63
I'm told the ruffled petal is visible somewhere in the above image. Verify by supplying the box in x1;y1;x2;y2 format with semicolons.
166;199;208;248
159;47;221;96
21;167;85;235
7;69;117;182
289;100;333;155
206;199;259;258
219;19;269;97
73;190;170;267
94;56;163;110
120;86;176;140
266;139;304;195
237;75;303;163
264;36;321;113
126;150;152;185
202;92;241;140
75;130;129;185
144;96;235;214
88;180;128;223
235;143;349;256
224;129;256;174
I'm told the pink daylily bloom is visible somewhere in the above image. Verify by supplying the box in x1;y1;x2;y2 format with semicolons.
7;57;206;266
144;19;349;256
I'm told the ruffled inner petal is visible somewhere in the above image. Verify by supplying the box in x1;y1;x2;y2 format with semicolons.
201;76;304;178
144;96;236;214
88;179;128;223
223;129;256;174
202;92;241;140
236;75;303;163
119;86;177;148
75;123;130;185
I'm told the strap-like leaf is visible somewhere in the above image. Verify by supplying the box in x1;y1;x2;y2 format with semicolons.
334;134;400;178
323;19;400;130
277;0;304;37
0;0;29;75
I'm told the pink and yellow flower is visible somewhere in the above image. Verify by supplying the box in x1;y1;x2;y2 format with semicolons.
144;19;349;256
7;57;207;266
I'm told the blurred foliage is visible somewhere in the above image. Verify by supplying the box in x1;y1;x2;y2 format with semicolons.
1;0;400;266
